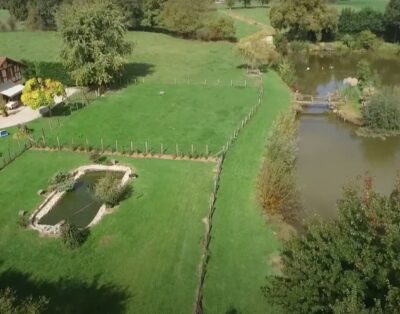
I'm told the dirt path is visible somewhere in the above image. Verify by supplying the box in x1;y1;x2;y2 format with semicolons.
222;10;275;34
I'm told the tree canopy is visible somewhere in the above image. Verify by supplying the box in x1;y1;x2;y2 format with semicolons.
338;7;385;35
57;0;132;93
264;178;400;313
21;78;65;110
385;0;400;42
270;0;339;41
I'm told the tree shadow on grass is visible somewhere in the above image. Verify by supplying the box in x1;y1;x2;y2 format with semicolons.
0;268;130;314
112;62;155;89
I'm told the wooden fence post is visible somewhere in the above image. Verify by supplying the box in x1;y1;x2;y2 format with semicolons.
130;141;133;152
86;137;89;151
191;144;194;155
206;144;209;156
115;140;118;152
101;138;104;152
176;144;179;156
57;136;60;150
145;141;148;154
160;143;163;154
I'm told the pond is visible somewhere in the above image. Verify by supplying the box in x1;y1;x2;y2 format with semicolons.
292;53;400;219
38;171;123;228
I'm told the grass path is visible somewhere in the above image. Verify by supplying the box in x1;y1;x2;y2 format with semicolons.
203;71;291;313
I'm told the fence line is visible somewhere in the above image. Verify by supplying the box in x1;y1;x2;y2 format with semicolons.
0;141;31;171
30;146;218;163
130;77;259;88
193;79;264;314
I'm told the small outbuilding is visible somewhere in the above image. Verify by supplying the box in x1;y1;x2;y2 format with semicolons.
0;56;25;108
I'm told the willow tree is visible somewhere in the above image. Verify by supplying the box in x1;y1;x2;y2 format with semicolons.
57;0;132;95
270;0;338;41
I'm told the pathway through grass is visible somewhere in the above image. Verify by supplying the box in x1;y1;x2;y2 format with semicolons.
203;71;291;314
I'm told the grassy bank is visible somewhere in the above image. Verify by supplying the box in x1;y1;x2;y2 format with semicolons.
203;71;291;313
0;150;214;313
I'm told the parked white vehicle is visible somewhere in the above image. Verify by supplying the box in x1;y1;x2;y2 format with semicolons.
6;100;19;110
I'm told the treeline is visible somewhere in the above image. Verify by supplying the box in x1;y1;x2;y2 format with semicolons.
270;0;400;44
0;0;235;41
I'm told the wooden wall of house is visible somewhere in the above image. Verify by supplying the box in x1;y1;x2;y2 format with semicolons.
0;60;22;84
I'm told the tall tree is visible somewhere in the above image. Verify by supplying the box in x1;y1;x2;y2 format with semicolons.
270;0;339;41
113;0;144;29
4;0;28;21
385;0;400;42
338;7;384;35
57;0;133;94
226;0;235;9
161;0;209;36
142;0;167;28
241;0;251;8
263;178;400;313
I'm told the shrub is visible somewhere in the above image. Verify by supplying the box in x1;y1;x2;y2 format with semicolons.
60;222;86;249
258;111;299;221
89;151;107;164
0;287;48;314
17;213;30;228
341;33;356;49
13;124;32;140
362;88;400;132
356;59;377;91
338;7;384;35
6;16;17;31
0;98;8;117
356;30;379;50
94;174;127;207
276;58;297;87
196;16;235;41
49;171;75;192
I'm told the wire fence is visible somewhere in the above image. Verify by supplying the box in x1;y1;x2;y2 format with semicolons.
0;141;31;171
193;81;264;314
129;77;260;88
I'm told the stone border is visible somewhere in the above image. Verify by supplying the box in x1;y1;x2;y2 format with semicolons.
30;164;135;236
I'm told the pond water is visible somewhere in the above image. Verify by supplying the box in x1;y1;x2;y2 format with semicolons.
292;53;400;218
39;171;123;228
293;52;400;95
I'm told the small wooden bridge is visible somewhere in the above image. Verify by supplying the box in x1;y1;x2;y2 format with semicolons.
293;92;346;111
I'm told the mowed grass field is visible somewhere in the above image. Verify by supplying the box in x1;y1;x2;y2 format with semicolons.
0;150;215;313
204;71;291;313
0;83;259;156
0;31;257;155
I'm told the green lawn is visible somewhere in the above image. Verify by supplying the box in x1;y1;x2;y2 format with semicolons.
0;150;214;313
203;71;291;313
0;31;251;82
0;83;259;156
0;30;260;155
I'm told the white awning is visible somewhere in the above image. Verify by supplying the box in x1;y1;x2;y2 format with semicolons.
0;84;24;98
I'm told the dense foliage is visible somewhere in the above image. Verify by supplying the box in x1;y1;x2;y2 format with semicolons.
270;0;338;41
385;0;400;42
264;178;400;313
338;8;384;35
57;0;132;93
21;78;65;110
258;111;299;221
94;174;127;207
48;171;75;192
362;88;400;132
161;0;235;40
0;287;48;314
237;31;279;70
60;222;86;249
276;58;297;87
